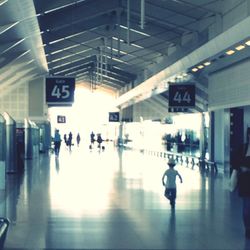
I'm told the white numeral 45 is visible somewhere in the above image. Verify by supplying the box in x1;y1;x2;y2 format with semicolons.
51;85;70;99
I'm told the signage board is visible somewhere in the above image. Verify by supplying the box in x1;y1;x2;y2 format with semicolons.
46;77;75;106
168;107;188;113
168;84;195;108
57;115;66;123
109;112;120;122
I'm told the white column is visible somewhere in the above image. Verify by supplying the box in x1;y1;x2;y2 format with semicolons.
213;109;230;170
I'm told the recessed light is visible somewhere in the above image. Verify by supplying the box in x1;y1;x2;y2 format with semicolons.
192;68;198;72
204;61;211;66
235;45;245;51
245;40;250;46
198;65;204;69
226;50;235;55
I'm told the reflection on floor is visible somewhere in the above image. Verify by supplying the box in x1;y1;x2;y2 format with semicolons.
3;144;250;249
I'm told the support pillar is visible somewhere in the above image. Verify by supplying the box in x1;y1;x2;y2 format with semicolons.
199;112;206;168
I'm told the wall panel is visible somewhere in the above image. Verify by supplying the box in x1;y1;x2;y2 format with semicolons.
0;83;28;122
209;59;250;110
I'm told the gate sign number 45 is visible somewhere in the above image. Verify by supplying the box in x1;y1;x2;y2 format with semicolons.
168;84;195;107
46;77;75;104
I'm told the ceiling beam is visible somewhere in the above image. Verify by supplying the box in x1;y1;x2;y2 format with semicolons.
47;49;96;70
35;0;88;14
38;0;119;33
41;15;111;44
54;63;94;76
0;21;18;35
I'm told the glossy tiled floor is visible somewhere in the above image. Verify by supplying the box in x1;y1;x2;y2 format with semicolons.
3;143;250;249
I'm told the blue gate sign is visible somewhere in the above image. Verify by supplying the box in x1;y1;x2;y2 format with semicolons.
168;84;195;107
57;115;66;123
109;112;120;122
46;77;75;105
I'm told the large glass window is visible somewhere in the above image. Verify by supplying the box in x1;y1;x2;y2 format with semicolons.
121;112;210;158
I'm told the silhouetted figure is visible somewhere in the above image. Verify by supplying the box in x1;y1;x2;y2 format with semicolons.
162;158;183;208
68;132;73;151
232;128;250;239
63;134;67;145
54;129;62;156
97;134;103;150
90;131;95;145
76;133;81;147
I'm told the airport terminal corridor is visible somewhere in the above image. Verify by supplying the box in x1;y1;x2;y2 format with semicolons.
3;145;249;250
1;0;250;249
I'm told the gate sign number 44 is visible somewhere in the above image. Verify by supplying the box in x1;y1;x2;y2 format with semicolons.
168;84;195;107
46;77;75;104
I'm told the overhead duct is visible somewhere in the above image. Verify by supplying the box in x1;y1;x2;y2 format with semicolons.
140;0;145;29
117;10;121;58
127;0;130;45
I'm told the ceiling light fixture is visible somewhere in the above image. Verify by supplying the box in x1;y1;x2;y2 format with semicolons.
245;40;250;46
131;43;144;49
107;47;127;55
192;68;198;72
203;61;211;66
198;65;204;69
235;44;245;51
120;25;150;37
226;50;235;55
112;36;125;43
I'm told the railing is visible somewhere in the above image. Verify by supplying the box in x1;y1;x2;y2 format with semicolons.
121;140;217;172
142;149;218;172
0;217;10;249
200;159;218;172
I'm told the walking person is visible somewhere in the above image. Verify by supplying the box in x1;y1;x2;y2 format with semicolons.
76;133;81;147
89;131;95;150
162;158;183;208
97;134;103;150
68;131;73;151
54;129;62;157
63;134;67;146
90;131;95;145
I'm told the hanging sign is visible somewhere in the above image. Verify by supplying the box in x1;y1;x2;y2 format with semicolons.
46;77;75;106
168;84;195;108
109;112;120;122
57;115;66;123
